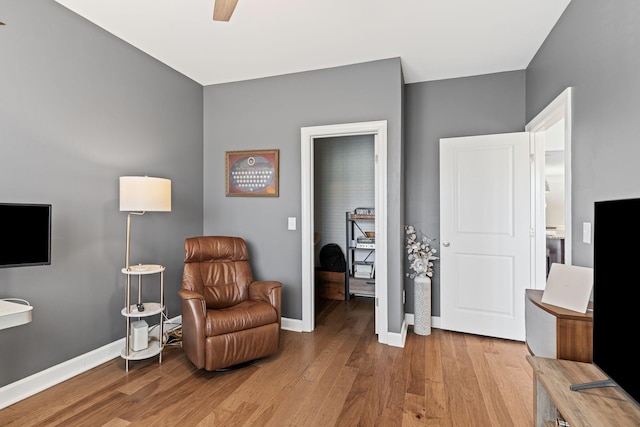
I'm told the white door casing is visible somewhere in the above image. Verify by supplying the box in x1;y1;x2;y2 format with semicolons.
300;121;388;343
439;132;531;341
526;87;573;290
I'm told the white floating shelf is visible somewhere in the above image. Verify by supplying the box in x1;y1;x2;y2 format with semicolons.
0;300;33;330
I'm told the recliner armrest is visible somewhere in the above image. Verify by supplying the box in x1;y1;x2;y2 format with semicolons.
177;289;206;313
177;289;208;369
249;281;282;322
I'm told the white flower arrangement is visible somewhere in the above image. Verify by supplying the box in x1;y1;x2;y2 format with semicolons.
405;225;439;279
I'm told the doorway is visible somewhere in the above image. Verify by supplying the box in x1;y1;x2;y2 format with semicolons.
314;135;375;303
301;121;388;343
526;87;572;290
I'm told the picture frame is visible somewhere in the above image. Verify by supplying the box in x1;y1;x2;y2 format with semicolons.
225;149;279;197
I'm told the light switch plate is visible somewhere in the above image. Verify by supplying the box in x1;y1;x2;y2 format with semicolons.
583;222;591;244
288;217;296;230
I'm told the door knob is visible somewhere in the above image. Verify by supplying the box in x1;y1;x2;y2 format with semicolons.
442;241;450;247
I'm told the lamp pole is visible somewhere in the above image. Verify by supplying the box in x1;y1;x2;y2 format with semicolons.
125;211;145;271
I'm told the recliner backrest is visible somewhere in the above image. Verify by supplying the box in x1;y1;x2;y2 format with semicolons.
182;236;253;309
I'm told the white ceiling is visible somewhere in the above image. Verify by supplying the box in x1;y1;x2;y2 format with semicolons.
54;0;571;86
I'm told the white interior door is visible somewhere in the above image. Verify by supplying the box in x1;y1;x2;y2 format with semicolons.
439;132;531;341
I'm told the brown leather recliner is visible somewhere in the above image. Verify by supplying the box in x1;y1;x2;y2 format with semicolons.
177;236;282;371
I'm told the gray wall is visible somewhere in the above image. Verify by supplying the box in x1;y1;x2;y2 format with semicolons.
404;71;526;316
0;0;203;387
202;59;406;330
526;0;640;269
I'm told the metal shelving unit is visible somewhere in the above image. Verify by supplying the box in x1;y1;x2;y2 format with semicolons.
345;211;375;300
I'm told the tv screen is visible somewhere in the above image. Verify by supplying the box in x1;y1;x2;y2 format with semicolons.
0;203;52;268
593;198;640;405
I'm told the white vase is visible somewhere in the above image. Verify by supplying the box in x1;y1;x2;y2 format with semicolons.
414;275;431;335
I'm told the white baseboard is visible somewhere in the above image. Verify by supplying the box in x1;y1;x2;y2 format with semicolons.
405;314;441;329
0;315;182;410
281;314;442;348
0;338;123;410
385;312;440;347
407;313;414;325
281;316;303;332
432;316;441;329
386;316;409;347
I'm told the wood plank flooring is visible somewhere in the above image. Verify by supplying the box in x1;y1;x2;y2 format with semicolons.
0;298;534;426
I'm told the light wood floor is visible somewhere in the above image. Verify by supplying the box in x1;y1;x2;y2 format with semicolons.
0;298;534;426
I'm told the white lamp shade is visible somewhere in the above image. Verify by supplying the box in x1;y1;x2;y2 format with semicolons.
119;176;171;212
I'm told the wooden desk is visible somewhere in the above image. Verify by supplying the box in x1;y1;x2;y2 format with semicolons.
528;356;640;426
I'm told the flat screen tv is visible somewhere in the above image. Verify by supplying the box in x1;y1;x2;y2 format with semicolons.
573;198;640;405
0;203;52;268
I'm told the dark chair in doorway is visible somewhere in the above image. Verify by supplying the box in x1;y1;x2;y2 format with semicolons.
177;236;282;371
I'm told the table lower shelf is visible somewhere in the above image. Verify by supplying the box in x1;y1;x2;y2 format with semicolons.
121;338;162;361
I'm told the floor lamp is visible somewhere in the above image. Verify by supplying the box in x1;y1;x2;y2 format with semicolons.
119;176;172;270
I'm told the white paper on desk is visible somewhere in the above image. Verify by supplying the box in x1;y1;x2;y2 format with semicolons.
541;263;593;313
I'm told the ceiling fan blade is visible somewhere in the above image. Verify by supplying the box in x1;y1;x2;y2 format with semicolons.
213;0;239;22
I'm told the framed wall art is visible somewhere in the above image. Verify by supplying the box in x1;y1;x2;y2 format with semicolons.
225;149;279;197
